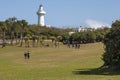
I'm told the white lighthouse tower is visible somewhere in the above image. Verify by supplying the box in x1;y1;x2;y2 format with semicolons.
37;5;46;26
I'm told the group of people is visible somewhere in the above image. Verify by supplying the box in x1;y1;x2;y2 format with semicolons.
67;41;81;49
24;51;30;59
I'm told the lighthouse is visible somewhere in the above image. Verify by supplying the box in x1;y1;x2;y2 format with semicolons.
37;5;46;26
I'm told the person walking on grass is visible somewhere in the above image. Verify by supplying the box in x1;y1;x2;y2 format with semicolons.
24;50;31;59
27;51;30;59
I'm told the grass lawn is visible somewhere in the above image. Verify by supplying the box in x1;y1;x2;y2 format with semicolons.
0;42;120;80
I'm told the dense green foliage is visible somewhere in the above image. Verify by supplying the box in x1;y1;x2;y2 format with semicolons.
102;20;120;69
0;17;110;47
70;28;110;43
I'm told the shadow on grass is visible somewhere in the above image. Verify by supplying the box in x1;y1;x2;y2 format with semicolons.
72;67;120;75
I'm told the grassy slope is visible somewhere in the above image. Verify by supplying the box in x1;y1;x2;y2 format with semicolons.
0;43;119;80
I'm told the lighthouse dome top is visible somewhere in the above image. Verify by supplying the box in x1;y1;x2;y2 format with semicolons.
40;5;43;7
37;4;46;15
39;4;44;11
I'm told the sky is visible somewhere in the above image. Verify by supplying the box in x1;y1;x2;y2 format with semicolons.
0;0;120;28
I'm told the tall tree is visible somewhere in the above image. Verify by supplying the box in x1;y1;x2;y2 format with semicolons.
0;21;7;46
5;17;17;45
102;20;120;69
57;36;62;48
17;20;28;47
32;35;37;47
49;36;56;47
24;34;31;48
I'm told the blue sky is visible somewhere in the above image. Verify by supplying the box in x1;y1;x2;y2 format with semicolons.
0;0;120;28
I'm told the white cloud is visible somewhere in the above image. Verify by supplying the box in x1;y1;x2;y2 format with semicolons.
85;19;110;29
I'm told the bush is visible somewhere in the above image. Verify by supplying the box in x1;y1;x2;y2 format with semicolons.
102;20;120;69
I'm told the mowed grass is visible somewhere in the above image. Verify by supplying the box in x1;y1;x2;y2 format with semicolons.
0;42;120;80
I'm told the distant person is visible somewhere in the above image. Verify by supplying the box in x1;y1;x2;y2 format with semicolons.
67;41;70;48
77;43;80;49
27;51;30;59
24;52;27;59
24;51;31;59
72;41;74;48
75;43;77;49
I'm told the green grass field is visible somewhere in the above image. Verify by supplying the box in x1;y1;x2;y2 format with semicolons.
0;42;120;80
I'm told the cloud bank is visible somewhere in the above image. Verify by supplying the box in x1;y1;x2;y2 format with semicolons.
85;19;110;29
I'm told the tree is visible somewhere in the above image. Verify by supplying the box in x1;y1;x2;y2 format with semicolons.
36;36;40;47
62;33;70;40
62;33;70;44
32;35;37;47
95;28;110;42
17;20;28;47
57;36;62;48
0;21;7;46
5;17;17;45
39;35;47;47
86;31;96;43
102;20;120;69
71;32;80;41
49;36;56;47
24;34;31;47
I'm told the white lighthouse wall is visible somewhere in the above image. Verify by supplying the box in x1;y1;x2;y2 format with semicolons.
38;15;45;26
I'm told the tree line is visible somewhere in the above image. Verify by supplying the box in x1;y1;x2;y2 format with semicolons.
0;17;70;47
62;27;110;44
0;17;110;47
